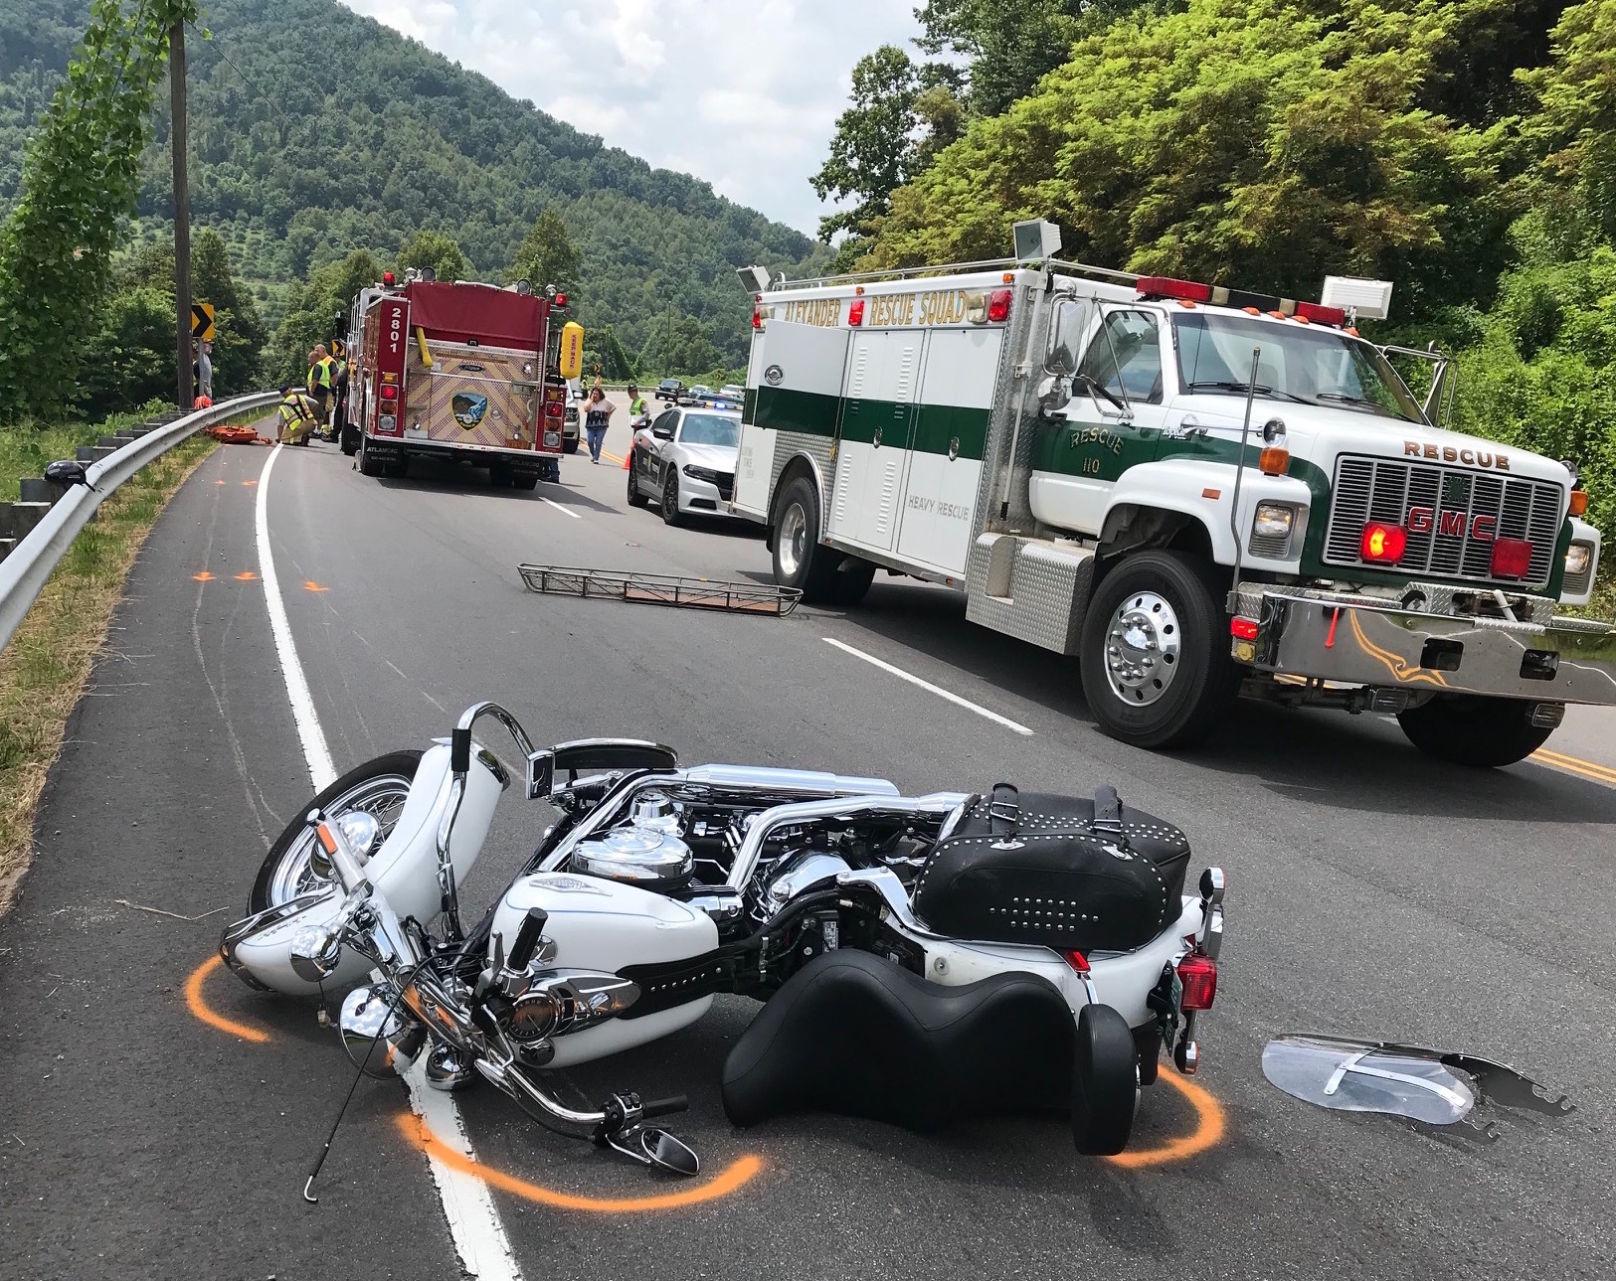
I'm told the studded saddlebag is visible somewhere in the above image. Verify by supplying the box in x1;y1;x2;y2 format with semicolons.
912;784;1191;953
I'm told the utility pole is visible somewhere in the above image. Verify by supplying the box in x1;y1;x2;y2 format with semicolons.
170;19;193;409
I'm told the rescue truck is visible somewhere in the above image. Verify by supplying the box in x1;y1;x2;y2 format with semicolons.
732;223;1616;766
343;270;584;488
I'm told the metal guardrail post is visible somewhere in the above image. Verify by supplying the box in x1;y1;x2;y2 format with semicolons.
0;389;280;653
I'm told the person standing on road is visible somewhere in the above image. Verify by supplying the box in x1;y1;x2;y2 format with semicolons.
306;344;335;433
627;383;649;426
583;386;614;463
330;343;350;442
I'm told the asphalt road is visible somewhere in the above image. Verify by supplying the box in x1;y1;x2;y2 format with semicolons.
3;402;1614;1280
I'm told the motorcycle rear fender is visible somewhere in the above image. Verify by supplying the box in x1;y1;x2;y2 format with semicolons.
224;741;505;995
917;895;1200;1027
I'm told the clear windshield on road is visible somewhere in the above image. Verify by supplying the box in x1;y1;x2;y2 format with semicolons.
1173;313;1426;424
678;414;740;447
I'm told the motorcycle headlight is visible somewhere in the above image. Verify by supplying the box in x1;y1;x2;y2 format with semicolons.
1566;542;1592;577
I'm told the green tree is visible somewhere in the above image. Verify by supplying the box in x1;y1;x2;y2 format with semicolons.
75;285;174;415
915;0;1091;117
395;229;470;282
189;227;265;396
868;0;1514;322
268;248;382;382
811;46;927;243
642;313;720;376
509;208;580;295
0;0;199;419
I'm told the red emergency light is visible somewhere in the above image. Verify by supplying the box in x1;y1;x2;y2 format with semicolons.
986;289;1012;323
1361;521;1407;564
1136;276;1212;304
848;298;866;327
1136;276;1346;327
554;292;568;308
382;271;396;287
1490;538;1534;579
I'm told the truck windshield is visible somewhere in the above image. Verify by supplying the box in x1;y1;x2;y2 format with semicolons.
1173;313;1425;424
679;414;740;447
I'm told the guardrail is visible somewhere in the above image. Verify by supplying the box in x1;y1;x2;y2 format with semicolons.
0;389;279;653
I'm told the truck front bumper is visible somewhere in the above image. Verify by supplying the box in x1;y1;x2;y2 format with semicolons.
1233;583;1616;707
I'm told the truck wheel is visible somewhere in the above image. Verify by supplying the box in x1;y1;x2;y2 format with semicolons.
1079;550;1237;749
661;475;683;526
386;455;409;480
563;437;579;455
358;436;383;477
626;452;647;507
512;472;539;492
1396;695;1555;767
1071;1004;1137;1156
489;465;513;488
340;424;359;457
771;475;865;605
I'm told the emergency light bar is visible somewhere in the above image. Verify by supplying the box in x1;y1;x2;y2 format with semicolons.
1321;276;1394;321
1136;277;1347;327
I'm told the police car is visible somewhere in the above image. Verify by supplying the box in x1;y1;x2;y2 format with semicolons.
626;404;742;525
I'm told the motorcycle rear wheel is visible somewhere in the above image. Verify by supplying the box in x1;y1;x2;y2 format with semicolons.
248;751;423;913
1070;1004;1138;1156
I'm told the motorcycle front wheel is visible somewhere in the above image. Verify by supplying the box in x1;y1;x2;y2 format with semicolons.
248;751;422;912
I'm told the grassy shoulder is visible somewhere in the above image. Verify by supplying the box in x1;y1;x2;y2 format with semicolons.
0;432;217;913
0;401;169;497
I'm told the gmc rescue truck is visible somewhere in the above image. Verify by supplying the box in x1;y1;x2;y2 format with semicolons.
343;271;584;488
732;223;1616;766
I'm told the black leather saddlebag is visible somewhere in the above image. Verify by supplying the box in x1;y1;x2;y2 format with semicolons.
913;784;1190;952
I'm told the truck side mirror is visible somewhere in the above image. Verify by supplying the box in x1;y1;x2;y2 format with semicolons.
1046;299;1088;377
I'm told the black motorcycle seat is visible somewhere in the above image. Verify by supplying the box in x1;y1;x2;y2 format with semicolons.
722;950;1075;1131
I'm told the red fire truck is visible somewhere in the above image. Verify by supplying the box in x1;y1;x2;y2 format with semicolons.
343;273;582;488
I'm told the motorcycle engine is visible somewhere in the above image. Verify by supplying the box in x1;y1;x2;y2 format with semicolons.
570;791;694;891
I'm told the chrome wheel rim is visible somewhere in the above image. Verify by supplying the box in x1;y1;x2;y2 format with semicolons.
265;773;413;905
1102;591;1182;707
779;501;808;580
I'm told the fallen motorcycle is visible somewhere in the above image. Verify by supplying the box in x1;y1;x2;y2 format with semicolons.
221;702;1225;1176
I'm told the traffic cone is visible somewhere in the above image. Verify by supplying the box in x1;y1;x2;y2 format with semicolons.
622;445;632;470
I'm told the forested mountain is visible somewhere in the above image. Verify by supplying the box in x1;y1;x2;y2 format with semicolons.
0;0;826;369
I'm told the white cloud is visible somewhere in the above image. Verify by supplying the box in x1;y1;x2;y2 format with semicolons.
340;0;921;235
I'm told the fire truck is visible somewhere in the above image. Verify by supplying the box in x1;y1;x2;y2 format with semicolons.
342;270;583;488
732;223;1616;766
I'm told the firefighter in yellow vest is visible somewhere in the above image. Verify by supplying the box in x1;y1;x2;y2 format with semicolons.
306;344;337;431
276;385;317;446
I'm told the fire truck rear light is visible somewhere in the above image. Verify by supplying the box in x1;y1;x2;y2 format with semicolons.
848;298;865;326
1258;446;1289;476
1490;538;1533;579
1230;617;1260;641
1569;488;1588;517
1136;276;1212;304
986;289;1012;323
1177;952;1218;1010
1295;300;1347;326
1062;948;1090;973
380;385;398;401
1361;522;1407;563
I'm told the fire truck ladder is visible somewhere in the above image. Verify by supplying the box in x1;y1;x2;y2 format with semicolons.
517;564;802;616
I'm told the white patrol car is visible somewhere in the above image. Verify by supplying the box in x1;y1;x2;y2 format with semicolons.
627;404;743;526
730;227;1616;766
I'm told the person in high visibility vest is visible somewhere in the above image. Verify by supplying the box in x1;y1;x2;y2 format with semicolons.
329;348;349;442
276;385;317;446
306;344;337;431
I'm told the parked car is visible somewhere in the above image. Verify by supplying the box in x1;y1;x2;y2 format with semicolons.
719;383;744;402
687;384;714;402
656;378;684;402
625;406;742;525
563;385;581;454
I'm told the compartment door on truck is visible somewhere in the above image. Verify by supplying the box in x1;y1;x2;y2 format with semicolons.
828;329;922;552
413;345;540;451
736;320;852;519
895;327;1001;577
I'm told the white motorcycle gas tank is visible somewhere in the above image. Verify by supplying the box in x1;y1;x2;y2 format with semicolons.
492;872;718;1067
227;742;504;995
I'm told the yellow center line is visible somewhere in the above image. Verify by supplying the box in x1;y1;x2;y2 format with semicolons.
601;449;626;465
1530;748;1616;787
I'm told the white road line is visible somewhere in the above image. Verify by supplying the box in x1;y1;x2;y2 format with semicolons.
541;496;580;519
822;637;1035;736
254;444;522;1281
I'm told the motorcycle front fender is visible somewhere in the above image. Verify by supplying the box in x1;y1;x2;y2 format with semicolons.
221;741;505;996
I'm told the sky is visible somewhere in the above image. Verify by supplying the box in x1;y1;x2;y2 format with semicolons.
340;0;923;237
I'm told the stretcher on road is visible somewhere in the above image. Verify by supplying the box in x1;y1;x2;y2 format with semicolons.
517;563;801;616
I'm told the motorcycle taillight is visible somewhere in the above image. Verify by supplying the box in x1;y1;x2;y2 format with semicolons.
1177;951;1218;1011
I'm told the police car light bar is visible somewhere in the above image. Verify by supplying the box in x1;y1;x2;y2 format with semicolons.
1136;276;1346;327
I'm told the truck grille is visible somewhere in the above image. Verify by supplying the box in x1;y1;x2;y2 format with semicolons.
1325;455;1563;586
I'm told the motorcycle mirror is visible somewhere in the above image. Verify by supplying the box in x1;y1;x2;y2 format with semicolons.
526;750;555;800
639;1128;700;1177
